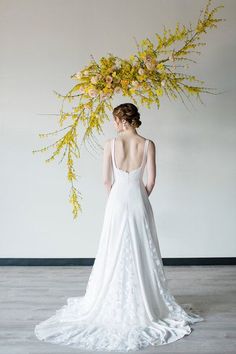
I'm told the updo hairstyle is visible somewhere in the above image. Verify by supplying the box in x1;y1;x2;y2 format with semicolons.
113;103;142;128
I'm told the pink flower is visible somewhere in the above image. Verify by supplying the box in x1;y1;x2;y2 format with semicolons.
88;88;98;98
100;92;108;101
91;76;99;84
78;86;85;94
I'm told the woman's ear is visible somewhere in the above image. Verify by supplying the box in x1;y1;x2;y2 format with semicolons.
122;119;128;130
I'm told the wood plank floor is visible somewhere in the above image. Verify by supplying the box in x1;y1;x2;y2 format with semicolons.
0;265;235;354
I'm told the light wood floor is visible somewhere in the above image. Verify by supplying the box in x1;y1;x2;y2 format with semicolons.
0;265;235;353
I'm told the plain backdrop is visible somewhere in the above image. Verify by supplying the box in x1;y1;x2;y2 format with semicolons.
0;0;235;258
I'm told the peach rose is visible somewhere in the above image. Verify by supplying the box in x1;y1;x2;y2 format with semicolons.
91;76;99;84
106;75;113;84
131;80;139;88
145;62;155;70
88;88;98;98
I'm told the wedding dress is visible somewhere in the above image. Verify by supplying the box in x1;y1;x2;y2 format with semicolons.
34;137;204;352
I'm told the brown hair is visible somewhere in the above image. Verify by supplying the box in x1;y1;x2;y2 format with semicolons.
113;103;142;128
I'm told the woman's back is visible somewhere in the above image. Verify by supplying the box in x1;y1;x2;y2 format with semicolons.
113;135;148;174
111;134;156;198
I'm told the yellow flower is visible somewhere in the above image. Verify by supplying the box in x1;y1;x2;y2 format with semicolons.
140;51;147;60
140;39;149;47
129;55;135;62
157;63;164;71
156;87;163;96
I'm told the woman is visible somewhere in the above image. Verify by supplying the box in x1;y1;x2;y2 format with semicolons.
34;103;204;351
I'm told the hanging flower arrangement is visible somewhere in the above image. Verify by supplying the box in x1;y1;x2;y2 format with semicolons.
32;0;225;219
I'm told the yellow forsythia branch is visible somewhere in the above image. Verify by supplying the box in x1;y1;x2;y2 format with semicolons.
32;0;225;219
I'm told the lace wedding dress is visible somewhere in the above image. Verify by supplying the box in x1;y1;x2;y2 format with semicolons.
34;137;204;351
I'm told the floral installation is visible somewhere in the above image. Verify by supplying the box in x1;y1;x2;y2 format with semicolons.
32;0;225;219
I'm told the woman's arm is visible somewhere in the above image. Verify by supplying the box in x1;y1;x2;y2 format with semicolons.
102;139;113;195
145;140;156;196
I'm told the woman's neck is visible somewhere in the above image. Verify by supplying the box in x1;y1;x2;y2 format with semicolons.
117;128;137;136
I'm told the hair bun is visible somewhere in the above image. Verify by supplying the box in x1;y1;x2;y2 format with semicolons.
113;103;142;128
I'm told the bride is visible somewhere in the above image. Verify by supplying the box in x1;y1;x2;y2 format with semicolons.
34;103;204;351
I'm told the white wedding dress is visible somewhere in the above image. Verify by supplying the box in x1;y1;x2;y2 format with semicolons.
34;137;204;351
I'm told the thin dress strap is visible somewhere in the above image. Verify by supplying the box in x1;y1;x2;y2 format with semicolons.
141;139;149;169
111;138;115;169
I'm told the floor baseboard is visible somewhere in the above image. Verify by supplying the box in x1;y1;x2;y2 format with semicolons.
0;257;235;266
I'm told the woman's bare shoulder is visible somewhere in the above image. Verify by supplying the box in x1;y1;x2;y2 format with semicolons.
137;135;155;144
103;138;113;151
147;139;155;146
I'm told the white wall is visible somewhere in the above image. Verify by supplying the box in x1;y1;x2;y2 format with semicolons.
0;0;235;258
